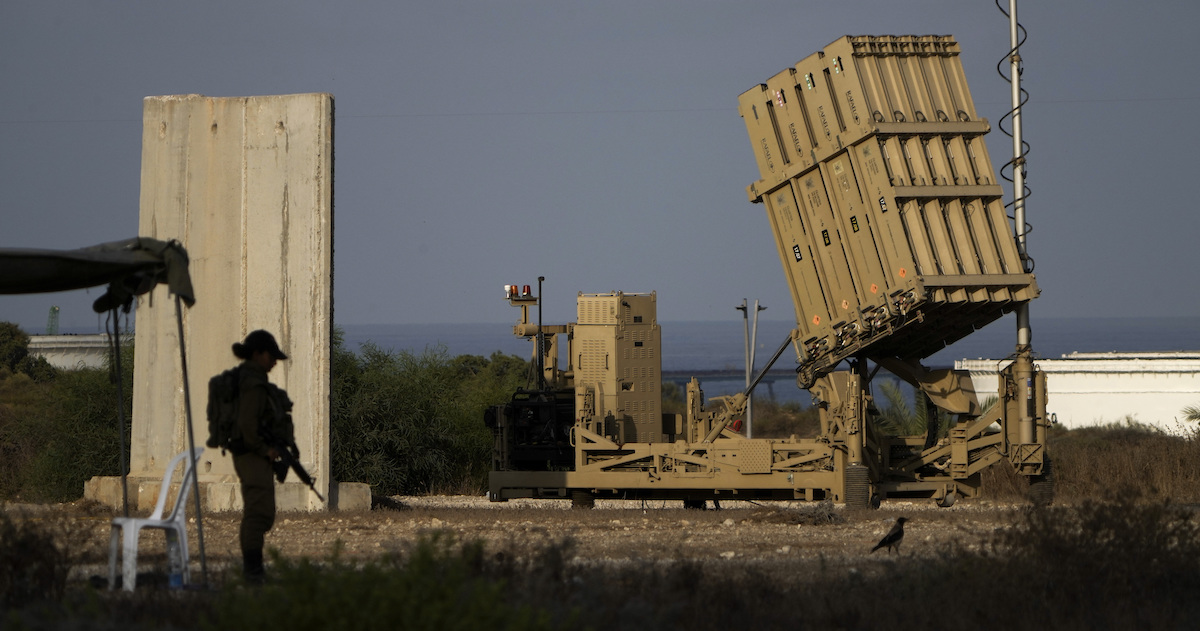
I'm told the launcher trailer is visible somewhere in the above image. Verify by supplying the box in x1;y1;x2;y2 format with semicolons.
485;35;1051;508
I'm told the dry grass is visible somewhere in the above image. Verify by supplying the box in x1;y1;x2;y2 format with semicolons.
1049;422;1200;502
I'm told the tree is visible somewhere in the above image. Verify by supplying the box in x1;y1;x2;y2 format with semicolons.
0;322;30;372
1183;404;1200;423
873;379;952;439
0;333;129;501
874;379;924;436
329;329;530;496
0;322;55;383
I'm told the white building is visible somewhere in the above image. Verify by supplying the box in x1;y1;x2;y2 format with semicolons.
27;334;129;370
957;352;1200;433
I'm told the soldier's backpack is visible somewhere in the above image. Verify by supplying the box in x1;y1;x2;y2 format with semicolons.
206;366;242;452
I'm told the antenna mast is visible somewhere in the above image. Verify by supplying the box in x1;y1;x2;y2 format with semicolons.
1009;0;1031;351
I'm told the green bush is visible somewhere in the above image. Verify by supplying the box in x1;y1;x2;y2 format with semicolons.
0;511;72;608
15;354;57;383
0;325;131;502
1048;421;1200;502
0;322;30;372
8;499;1200;631
994;494;1200;584
554;498;1200;630
19;364;131;501
0;322;57;383
0;322;527;502
661;381;685;415
750;399;821;438
207;533;564;631
329;329;529;496
952;496;1200;628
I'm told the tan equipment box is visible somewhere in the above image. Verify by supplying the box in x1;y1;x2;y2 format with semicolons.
573;292;665;443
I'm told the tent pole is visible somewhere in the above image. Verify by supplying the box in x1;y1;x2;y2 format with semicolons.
109;309;130;518
174;295;209;587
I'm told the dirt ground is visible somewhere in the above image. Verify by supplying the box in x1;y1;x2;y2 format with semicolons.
28;495;1027;584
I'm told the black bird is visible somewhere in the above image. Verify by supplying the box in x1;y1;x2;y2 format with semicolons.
871;517;907;554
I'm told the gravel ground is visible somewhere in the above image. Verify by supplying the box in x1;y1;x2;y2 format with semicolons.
6;495;1026;586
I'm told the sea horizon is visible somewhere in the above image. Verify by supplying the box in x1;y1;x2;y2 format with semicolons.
45;314;1200;372
40;314;1199;404
340;314;1200;370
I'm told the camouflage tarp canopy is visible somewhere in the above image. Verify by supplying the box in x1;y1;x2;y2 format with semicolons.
0;237;193;312
0;236;202;542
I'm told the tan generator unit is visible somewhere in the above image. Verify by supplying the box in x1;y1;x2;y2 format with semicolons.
573;292;664;443
739;35;1037;384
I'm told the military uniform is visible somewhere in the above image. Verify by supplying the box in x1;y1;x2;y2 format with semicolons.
226;329;292;581
232;360;280;578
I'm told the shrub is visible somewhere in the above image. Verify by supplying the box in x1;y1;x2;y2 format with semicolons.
0;331;131;502
0;322;30;372
447;352;531;488
1048;421;1200;502
969;495;1200;627
0;511;73;608
330;341;457;495
21;364;131;501
0;322;58;383
749;399;820;438
661;381;685;416
207;533;565;631
330;329;529;496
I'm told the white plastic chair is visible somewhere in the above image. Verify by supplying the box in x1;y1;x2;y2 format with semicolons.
108;447;204;591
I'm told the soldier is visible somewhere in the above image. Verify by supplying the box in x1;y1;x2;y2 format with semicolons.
229;329;290;582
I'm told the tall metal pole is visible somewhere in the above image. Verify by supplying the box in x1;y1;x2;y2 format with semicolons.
1008;0;1036;445
537;276;545;390
108;309;129;518
737;300;766;438
748;300;765;438
174;295;209;586
737;300;749;432
1011;0;1031;351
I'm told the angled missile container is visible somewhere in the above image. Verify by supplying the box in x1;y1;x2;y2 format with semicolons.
485;35;1051;510
739;35;1037;382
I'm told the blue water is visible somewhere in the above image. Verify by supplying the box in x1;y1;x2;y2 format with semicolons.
341;315;1200;404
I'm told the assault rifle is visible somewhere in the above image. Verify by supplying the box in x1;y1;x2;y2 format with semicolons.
265;433;325;502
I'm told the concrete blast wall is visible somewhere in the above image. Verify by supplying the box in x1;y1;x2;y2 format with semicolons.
127;93;334;511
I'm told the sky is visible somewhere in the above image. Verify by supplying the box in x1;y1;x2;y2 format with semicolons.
2;0;1199;334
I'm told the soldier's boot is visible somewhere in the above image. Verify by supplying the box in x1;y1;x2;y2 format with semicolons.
243;548;266;584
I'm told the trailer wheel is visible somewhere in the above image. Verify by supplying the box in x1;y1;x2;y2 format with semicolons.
683;499;707;510
1029;457;1055;507
570;490;595;509
936;491;958;508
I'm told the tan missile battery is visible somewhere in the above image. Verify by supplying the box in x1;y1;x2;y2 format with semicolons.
486;35;1051;510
